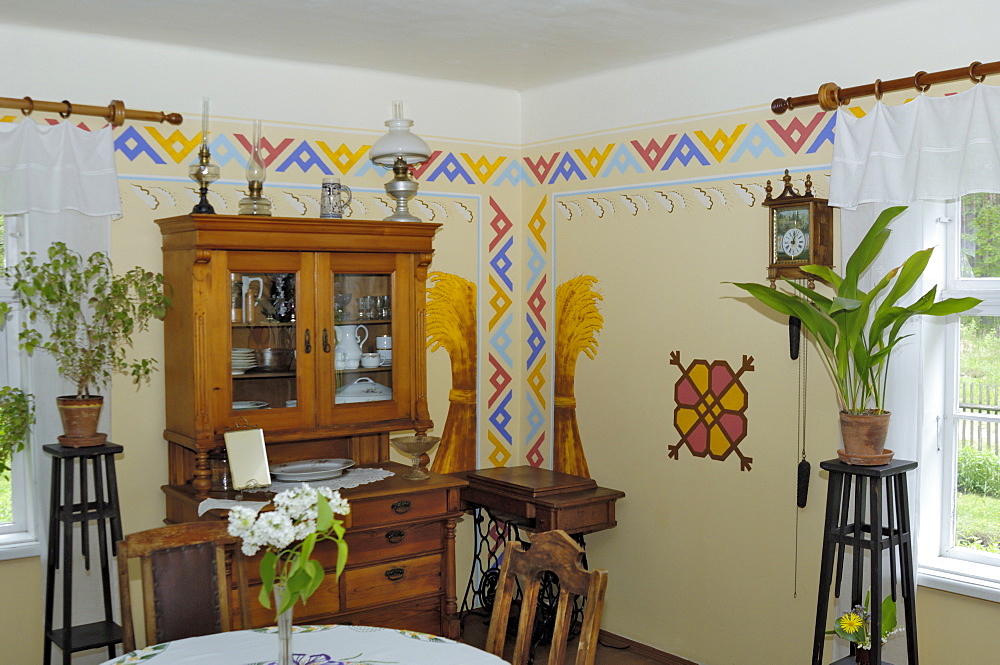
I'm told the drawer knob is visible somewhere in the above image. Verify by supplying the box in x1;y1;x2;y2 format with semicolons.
385;530;405;544
391;500;411;514
385;567;405;581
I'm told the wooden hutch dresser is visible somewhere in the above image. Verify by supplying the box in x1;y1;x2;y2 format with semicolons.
156;214;465;638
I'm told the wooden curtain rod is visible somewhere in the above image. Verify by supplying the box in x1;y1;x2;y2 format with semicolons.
770;60;1000;115
0;95;182;126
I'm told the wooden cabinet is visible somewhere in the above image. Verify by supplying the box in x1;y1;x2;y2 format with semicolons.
155;215;464;638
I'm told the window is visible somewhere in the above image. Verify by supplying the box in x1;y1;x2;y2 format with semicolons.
918;195;1000;598
0;214;40;559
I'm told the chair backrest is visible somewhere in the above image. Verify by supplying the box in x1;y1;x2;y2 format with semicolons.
116;520;251;652
485;529;608;665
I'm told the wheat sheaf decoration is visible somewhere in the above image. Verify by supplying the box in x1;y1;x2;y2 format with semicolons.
554;275;604;478
426;272;478;474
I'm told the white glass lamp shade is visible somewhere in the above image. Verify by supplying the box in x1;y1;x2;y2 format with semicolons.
369;102;431;166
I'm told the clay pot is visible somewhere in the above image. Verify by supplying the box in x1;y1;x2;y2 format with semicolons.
839;411;893;465
56;395;107;447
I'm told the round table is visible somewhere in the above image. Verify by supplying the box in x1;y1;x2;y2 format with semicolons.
100;625;506;665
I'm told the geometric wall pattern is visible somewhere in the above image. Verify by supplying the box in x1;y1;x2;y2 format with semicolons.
485;197;516;467
2;111;837;187
524;197;550;467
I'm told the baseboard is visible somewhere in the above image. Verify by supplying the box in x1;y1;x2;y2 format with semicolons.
598;629;698;665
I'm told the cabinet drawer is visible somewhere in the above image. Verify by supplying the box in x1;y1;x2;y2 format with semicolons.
337;596;443;635
343;553;442;609
351;492;447;527
346;521;443;566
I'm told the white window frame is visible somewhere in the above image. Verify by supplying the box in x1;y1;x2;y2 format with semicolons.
915;199;1000;600
0;214;42;559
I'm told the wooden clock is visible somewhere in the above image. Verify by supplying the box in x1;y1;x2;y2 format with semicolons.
762;169;833;286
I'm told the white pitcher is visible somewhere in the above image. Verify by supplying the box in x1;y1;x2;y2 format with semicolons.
334;324;368;369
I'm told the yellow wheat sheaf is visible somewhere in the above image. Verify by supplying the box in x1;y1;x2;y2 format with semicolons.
554;275;603;478
426;272;477;360
426;272;479;473
556;275;604;378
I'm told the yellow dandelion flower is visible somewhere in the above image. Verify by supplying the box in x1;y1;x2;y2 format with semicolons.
838;613;864;634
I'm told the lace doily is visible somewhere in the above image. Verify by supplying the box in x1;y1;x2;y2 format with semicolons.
197;466;395;516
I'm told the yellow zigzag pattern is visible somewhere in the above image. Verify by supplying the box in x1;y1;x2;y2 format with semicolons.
693;125;746;162
146;128;202;163
529;196;547;251
488;275;512;330
460;153;507;184
316;142;371;175
574;144;615;177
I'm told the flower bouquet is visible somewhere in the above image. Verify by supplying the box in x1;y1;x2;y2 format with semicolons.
828;592;899;664
228;485;350;665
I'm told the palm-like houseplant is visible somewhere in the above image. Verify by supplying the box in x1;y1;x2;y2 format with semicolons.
0;242;171;445
730;206;981;461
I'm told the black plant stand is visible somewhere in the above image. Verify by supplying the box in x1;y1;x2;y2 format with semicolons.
43;443;124;665
812;458;919;665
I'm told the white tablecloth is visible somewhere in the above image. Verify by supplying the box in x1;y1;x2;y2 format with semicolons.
101;625;505;665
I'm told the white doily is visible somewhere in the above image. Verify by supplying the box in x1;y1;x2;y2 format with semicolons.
197;467;395;516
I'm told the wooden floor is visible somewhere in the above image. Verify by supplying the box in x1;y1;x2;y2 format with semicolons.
459;611;679;665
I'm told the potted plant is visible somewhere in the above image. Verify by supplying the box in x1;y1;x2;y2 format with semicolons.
730;205;981;463
0;386;34;478
0;242;171;446
828;592;899;665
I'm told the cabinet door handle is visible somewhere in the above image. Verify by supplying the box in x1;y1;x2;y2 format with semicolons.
391;500;411;514
385;530;405;544
304;329;312;354
384;567;405;581
322;328;331;353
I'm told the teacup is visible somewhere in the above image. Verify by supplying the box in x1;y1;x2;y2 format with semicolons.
360;353;380;368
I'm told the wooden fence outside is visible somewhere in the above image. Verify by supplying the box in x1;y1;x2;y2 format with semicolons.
959;380;1000;454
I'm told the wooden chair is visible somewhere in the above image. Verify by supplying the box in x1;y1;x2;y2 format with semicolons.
116;520;251;652
485;529;608;665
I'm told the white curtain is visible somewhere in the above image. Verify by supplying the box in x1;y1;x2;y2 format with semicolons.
0;120;116;585
830;84;1000;210
0;120;121;217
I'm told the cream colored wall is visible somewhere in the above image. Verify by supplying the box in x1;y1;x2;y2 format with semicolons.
523;0;1000;663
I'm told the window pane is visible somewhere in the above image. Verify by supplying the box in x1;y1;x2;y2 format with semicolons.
960;193;1000;278
955;315;1000;556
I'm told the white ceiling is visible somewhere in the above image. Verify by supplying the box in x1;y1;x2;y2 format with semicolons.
2;0;906;90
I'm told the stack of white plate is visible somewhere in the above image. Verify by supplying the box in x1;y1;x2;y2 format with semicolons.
232;348;257;375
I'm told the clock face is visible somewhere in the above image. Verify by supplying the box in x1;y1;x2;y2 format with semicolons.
782;228;806;257
773;204;811;263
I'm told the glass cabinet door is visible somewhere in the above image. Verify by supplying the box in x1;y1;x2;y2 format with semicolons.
315;251;410;423
226;251;314;427
332;271;394;405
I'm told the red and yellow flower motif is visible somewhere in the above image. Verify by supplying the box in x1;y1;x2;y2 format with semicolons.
669;352;754;471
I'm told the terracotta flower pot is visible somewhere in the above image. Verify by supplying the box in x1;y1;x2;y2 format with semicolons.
839;411;893;465
56;395;107;447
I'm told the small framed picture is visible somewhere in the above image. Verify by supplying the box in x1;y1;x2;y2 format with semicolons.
223;427;271;490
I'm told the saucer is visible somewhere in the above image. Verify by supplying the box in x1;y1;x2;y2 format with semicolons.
837;448;894;466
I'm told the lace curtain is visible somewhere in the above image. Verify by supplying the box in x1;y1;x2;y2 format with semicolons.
0;120;121;216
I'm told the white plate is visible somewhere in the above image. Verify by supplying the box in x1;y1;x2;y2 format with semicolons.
232;400;268;410
270;458;355;481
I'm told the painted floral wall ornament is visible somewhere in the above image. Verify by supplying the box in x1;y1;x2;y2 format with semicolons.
426;272;478;474
669;351;754;471
554;275;604;478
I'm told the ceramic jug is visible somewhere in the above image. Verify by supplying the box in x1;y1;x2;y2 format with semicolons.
334;324;368;369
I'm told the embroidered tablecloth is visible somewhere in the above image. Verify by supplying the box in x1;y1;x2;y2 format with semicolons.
101;625;505;665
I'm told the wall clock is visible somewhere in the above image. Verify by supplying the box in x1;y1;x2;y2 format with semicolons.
762;169;833;286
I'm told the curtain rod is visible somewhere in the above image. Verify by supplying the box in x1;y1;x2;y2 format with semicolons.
0;96;182;126
770;60;1000;115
